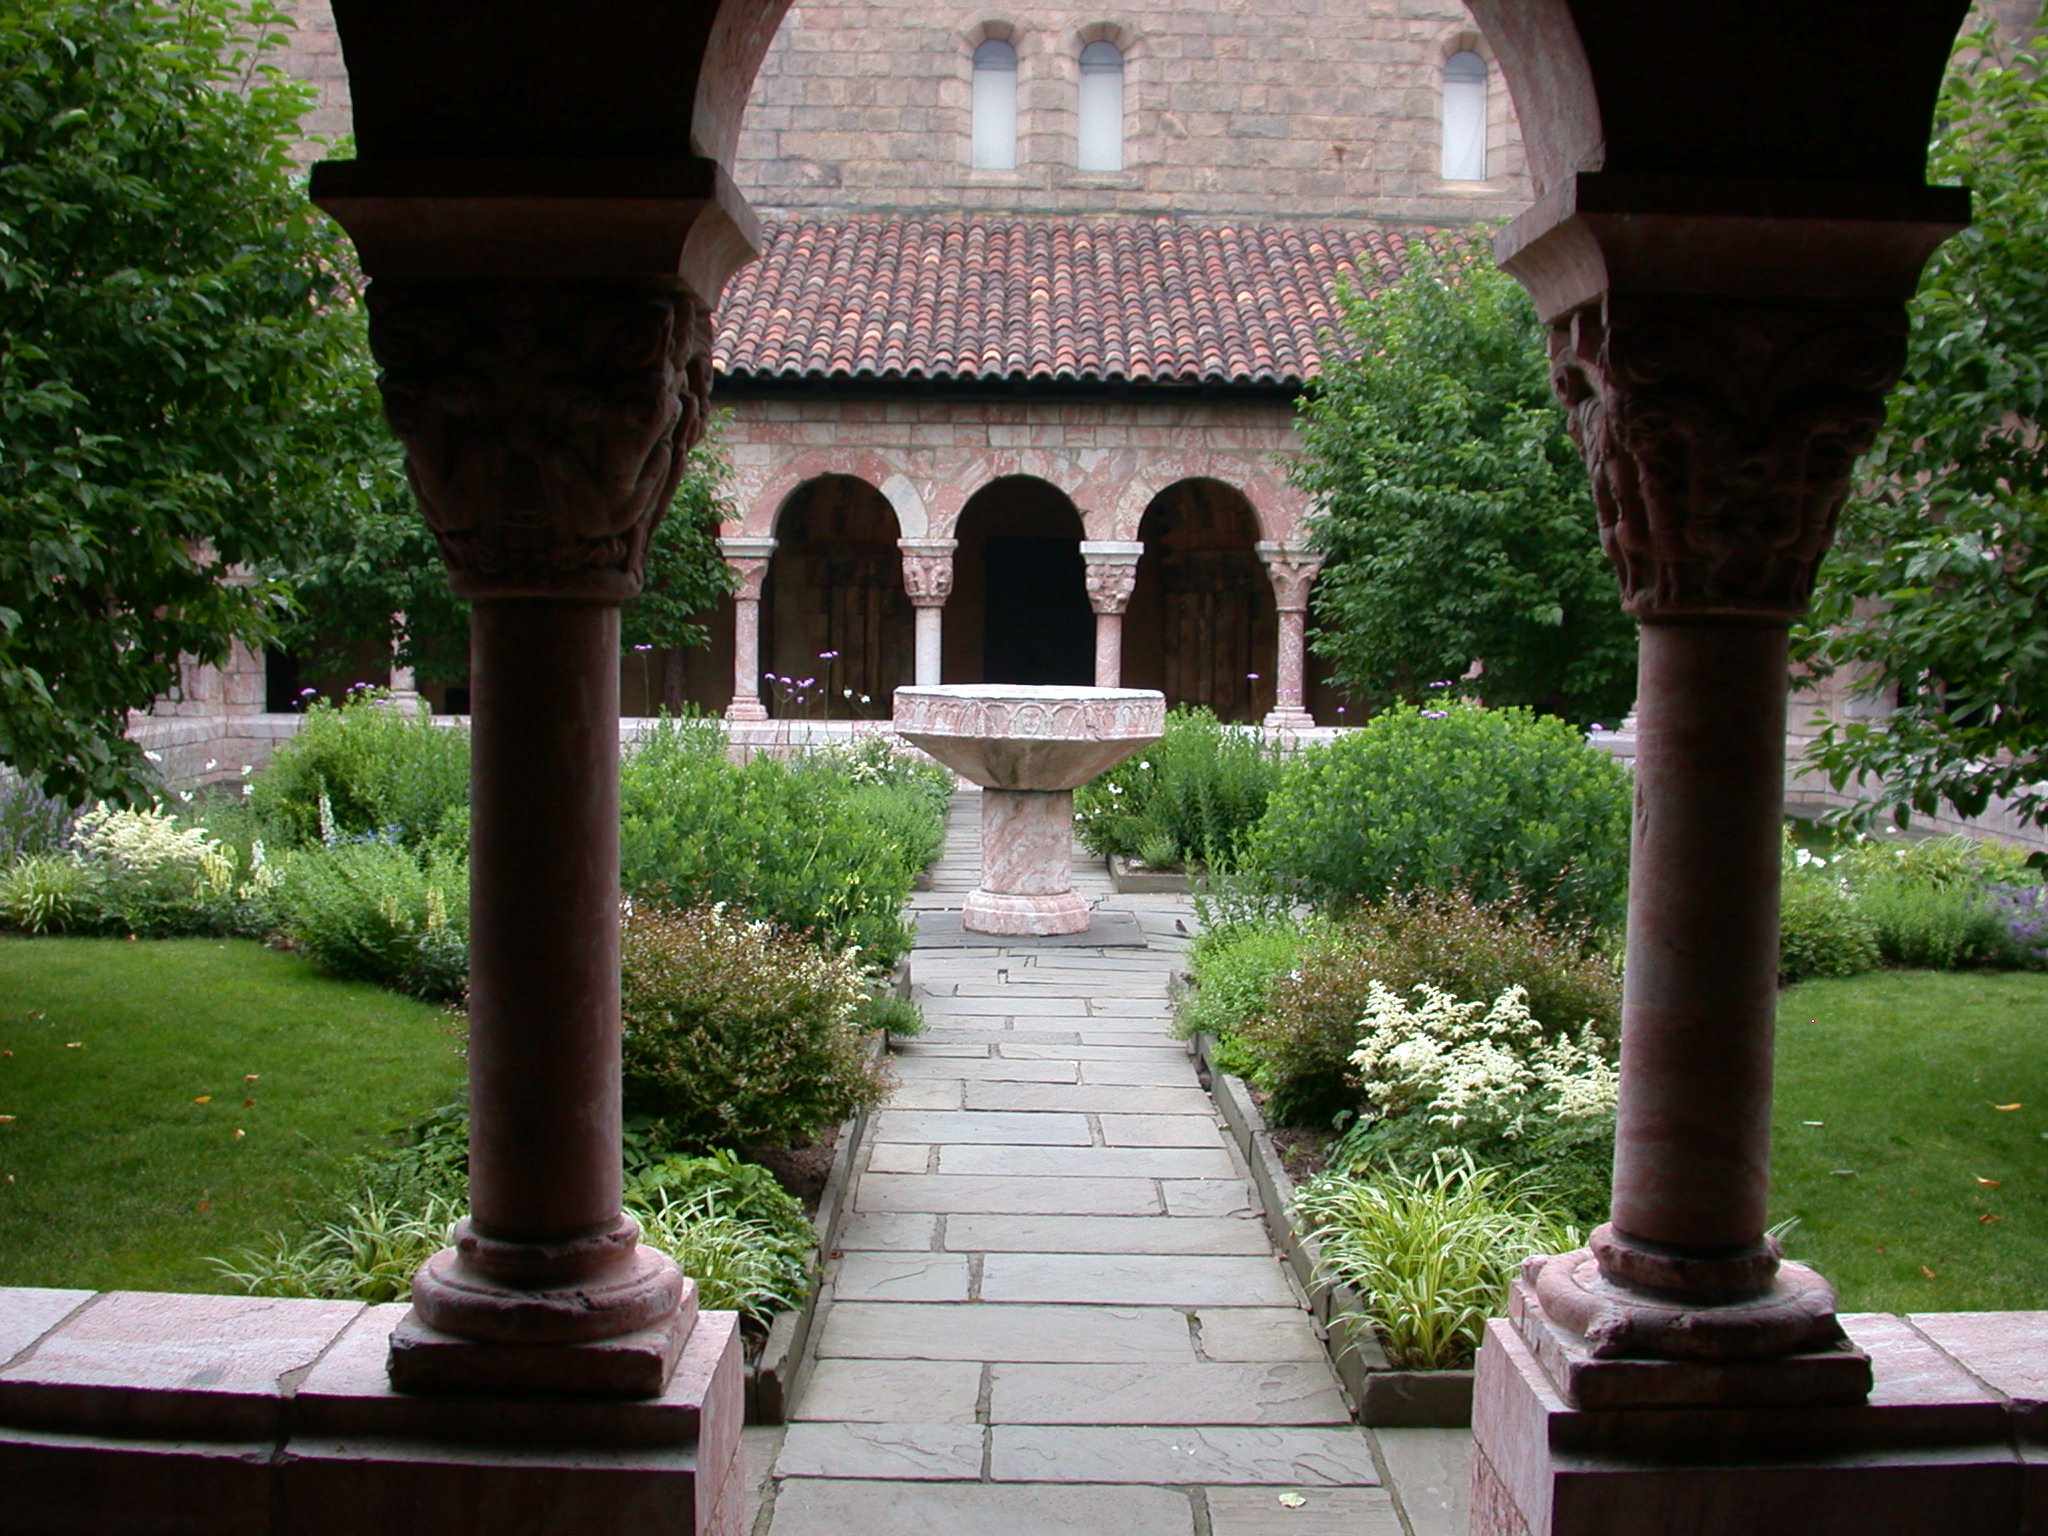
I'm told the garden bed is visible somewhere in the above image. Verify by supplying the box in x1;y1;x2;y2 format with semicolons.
1193;1030;1473;1428
1107;853;1193;895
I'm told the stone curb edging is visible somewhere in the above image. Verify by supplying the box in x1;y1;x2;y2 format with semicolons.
1193;1032;1475;1429
745;1030;885;1424
1107;853;1195;895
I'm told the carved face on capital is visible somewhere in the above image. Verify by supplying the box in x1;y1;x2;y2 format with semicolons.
368;281;712;600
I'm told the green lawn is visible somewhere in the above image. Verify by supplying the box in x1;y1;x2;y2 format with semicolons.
0;937;464;1292
1772;969;2048;1314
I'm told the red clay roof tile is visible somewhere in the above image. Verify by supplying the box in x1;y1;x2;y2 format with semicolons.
713;216;1422;388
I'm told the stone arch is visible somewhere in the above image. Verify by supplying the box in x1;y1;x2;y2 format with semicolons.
762;473;914;718
741;450;912;539
928;452;1094;538
1099;454;1308;546
944;473;1094;686
1125;477;1277;722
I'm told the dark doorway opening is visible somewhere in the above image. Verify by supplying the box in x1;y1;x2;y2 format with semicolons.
982;536;1093;685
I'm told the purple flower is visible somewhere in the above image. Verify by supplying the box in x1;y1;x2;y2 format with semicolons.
1428;680;1452;689
1590;723;1607;733
633;644;653;652
798;677;815;688
1421;709;1448;719
1246;672;1261;681
819;649;840;661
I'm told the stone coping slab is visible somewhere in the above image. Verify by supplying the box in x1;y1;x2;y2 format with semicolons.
766;1478;1199;1536
987;1361;1352;1426
989;1424;1383;1485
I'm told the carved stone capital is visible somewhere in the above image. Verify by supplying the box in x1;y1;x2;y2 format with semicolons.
1255;542;1323;612
367;278;714;603
898;540;959;607
719;537;777;603
1549;295;1907;623
1079;540;1144;616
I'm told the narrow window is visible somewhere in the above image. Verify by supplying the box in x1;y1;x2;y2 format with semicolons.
972;39;1018;170
1442;50;1488;181
1077;40;1124;172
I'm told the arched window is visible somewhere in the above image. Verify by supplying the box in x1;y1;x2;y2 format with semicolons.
1077;40;1124;172
971;38;1018;170
1442;50;1488;182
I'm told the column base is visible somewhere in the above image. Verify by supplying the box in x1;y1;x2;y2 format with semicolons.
963;887;1091;936
1262;706;1317;731
723;699;768;723
1472;1314;2019;1536
387;1296;696;1398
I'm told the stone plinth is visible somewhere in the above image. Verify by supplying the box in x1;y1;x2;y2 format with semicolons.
894;685;1164;936
0;1287;745;1536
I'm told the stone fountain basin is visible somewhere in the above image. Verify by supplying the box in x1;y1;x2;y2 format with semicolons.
894;685;1166;791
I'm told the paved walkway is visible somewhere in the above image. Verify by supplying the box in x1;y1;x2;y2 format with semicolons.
743;791;1470;1536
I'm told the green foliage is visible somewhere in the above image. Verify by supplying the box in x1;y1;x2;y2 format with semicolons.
856;988;926;1037
1292;239;1634;725
626;1149;814;1251
619;717;944;968
1235;889;1620;1128
1777;871;1882;983
631;1195;812;1323
1074;707;1279;870
1798;24;2048;830
272;843;469;1002
1252;703;1632;930
0;853;100;934
1859;880;2008;970
0;0;368;804
0;770;75;863
249;695;471;853
210;1188;461;1304
1294;1153;1580;1370
620;902;889;1151
1175;918;1303;1046
620;422;742;682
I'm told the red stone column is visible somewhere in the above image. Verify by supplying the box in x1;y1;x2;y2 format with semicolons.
1080;540;1143;689
898;538;957;690
312;162;760;1397
1485;198;1963;1407
720;537;775;722
1257;542;1320;730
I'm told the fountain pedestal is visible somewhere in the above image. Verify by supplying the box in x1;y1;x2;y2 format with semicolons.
894;685;1166;936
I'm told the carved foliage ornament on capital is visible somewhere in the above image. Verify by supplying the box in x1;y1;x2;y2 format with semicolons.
367;279;715;603
1261;557;1321;613
902;554;956;606
1550;296;1907;623
1083;561;1139;616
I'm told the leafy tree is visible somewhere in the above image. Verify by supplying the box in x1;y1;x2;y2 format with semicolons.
1798;19;2048;830
620;421;739;713
1291;238;1636;725
0;0;361;803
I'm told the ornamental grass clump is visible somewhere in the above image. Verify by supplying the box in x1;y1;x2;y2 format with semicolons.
1294;1153;1579;1370
620;902;889;1151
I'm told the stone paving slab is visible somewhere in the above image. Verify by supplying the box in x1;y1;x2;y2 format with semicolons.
1079;1059;1206;1087
996;1042;1193;1061
920;995;1094;1018
963;1082;1214;1115
1205;1486;1404;1535
832;1212;941;1251
1162;1179;1258;1217
776;1422;984;1480
815;1304;1197;1363
1099;1114;1232;1148
942;1214;1273;1256
978;1253;1299;1307
879;1079;966;1111
864;1143;932;1175
828;1252;973;1303
1374;1428;1474;1536
767;1480;1197;1536
988;1362;1351;1426
1192;1309;1333;1363
892;1056;1081;1083
990;1426;1383;1485
937;1145;1236;1180
792;1360;983;1424
869;1109;1092;1145
859;1173;1163;1216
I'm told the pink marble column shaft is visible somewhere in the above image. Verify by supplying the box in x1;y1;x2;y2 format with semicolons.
966;788;1090;935
721;540;774;723
1257;543;1321;729
1080;540;1142;691
899;540;957;690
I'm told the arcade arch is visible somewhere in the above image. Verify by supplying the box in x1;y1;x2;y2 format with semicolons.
944;475;1093;685
761;474;911;718
1125;477;1276;721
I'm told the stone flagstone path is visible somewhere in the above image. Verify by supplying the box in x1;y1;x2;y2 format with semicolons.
743;790;1470;1536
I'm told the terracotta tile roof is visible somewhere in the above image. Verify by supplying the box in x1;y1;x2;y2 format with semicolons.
712;216;1422;388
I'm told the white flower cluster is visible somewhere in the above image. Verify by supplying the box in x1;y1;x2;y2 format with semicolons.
74;804;220;877
1347;980;1617;1141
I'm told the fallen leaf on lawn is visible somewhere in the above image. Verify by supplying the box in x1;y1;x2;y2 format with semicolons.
192;1095;211;1105
1830;1169;1857;1177
64;1042;80;1050
1980;1214;2004;1225
0;1116;14;1124
1874;1245;1888;1253
1922;1265;1939;1279
1978;1178;2003;1188
1994;1103;2023;1112
197;1201;211;1213
232;1128;245;1139
243;1099;255;1108
1278;1493;1307;1509
1802;1120;1825;1127
2;1051;11;1058
244;1074;259;1083
26;1011;41;1020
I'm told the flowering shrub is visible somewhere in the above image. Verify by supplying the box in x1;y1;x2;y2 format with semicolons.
0;801;279;937
1991;883;2048;967
272;843;468;1001
1347;981;1617;1142
1252;702;1631;929
250;693;469;853
620;902;889;1150
1232;888;1619;1127
1075;707;1279;871
0;769;75;863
